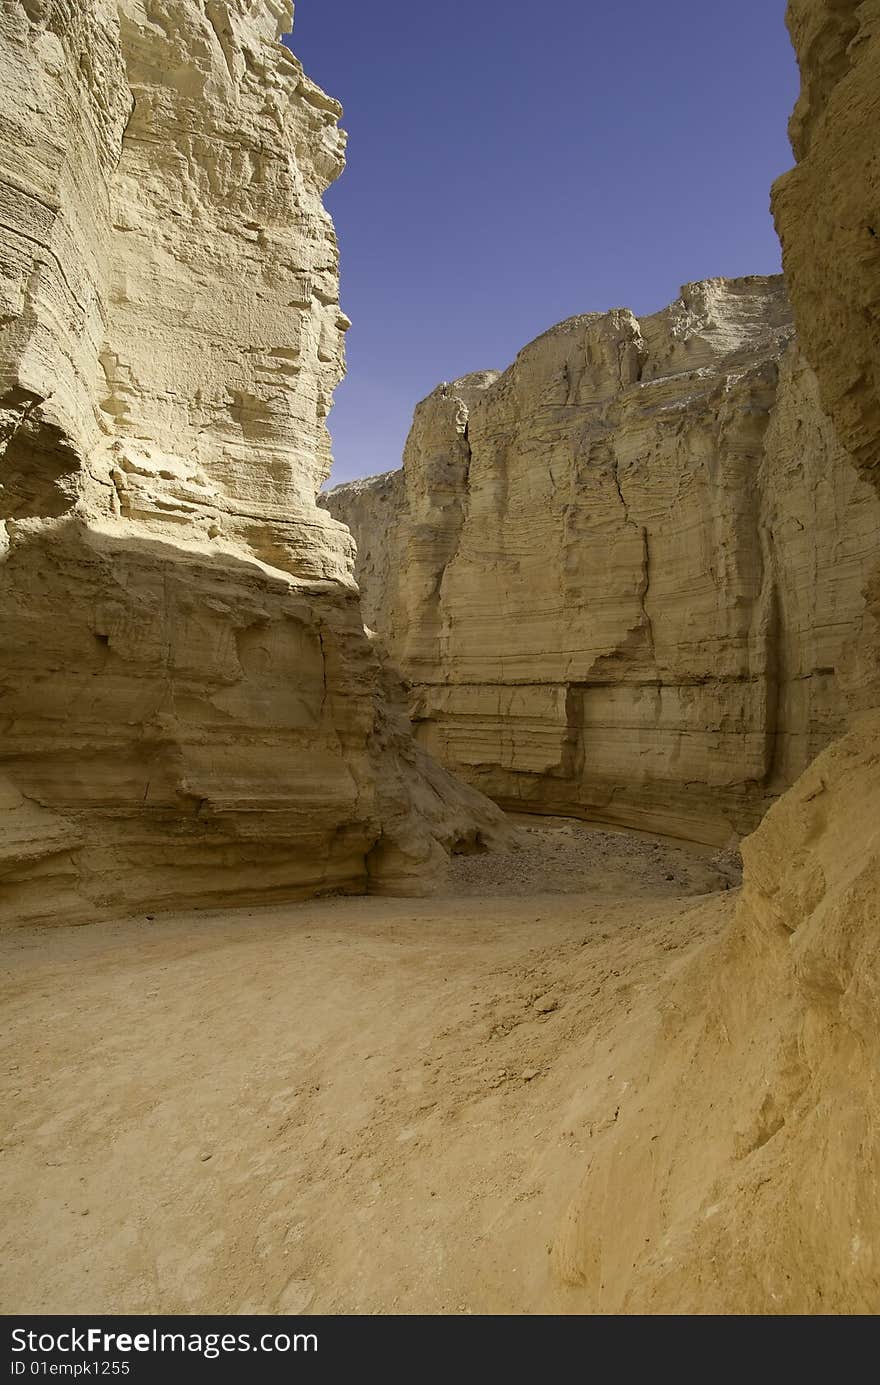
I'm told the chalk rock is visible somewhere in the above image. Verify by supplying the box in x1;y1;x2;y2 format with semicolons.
323;278;879;844
0;0;510;925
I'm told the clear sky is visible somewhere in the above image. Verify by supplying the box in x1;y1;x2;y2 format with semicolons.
286;2;799;485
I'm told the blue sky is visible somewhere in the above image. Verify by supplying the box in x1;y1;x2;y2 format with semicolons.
287;2;799;485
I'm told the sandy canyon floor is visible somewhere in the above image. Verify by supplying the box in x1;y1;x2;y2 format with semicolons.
0;819;738;1315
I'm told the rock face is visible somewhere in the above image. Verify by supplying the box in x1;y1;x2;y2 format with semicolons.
324;278;880;843
551;723;880;1313
322;467;406;636
773;0;880;487
772;0;880;710
0;0;509;925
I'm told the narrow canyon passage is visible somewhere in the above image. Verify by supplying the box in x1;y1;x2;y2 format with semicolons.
0;821;732;1315
2;0;879;1325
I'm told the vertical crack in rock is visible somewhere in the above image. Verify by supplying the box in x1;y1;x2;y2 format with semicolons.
205;1;237;81
638;524;656;662
609;452;656;662
609;452;629;522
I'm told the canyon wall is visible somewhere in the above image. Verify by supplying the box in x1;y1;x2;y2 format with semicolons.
324;278;880;844
0;0;509;926
545;0;880;1312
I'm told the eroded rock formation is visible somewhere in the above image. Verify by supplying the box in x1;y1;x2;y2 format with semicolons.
324;278;880;843
0;0;509;925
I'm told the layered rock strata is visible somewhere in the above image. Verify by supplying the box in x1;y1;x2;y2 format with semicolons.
324;278;880;843
0;0;509;925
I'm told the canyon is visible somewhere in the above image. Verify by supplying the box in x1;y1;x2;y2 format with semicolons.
323;278;880;844
1;0;879;1318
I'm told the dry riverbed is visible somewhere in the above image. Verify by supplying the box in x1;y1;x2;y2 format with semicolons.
0;818;734;1314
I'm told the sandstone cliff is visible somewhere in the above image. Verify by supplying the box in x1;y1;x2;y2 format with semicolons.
324;278;880;844
0;0;509;925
